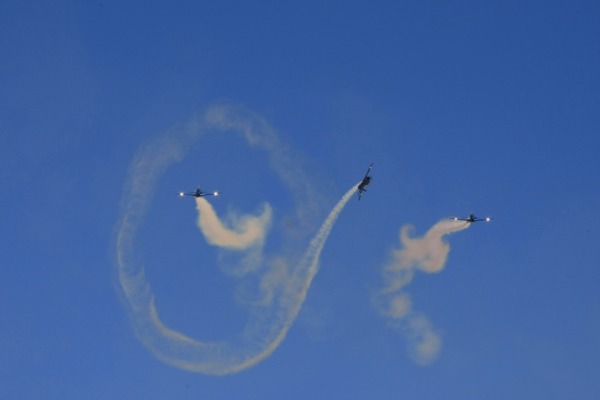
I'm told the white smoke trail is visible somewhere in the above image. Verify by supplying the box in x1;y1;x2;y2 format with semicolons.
375;218;469;365
114;104;356;375
279;183;358;322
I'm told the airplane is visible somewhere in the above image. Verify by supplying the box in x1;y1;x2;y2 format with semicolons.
451;213;492;223
178;187;221;198
357;163;373;200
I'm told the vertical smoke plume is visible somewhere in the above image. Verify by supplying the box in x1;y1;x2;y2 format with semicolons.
114;104;356;375
375;219;469;365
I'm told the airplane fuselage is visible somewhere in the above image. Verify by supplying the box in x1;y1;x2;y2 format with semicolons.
452;213;491;223
357;163;373;200
358;176;371;191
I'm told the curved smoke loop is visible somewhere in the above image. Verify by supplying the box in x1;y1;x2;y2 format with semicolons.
115;104;356;375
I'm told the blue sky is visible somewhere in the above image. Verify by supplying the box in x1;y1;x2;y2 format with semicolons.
2;0;599;398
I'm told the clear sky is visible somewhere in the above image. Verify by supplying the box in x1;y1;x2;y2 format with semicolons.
2;1;599;399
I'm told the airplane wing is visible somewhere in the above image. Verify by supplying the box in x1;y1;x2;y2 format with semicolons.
363;163;373;178
179;191;201;197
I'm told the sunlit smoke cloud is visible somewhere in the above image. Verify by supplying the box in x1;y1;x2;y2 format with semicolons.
114;104;356;375
406;314;442;366
375;218;469;365
195;197;272;250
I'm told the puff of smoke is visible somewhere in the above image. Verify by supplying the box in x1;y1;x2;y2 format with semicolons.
405;314;442;366
195;197;272;250
195;196;272;286
375;219;469;365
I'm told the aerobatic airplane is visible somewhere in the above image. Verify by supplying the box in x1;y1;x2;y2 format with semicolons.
357;163;373;201
451;213;492;223
178;187;220;198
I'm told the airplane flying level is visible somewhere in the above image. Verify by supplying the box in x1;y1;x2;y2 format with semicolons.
178;187;220;198
451;213;492;223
